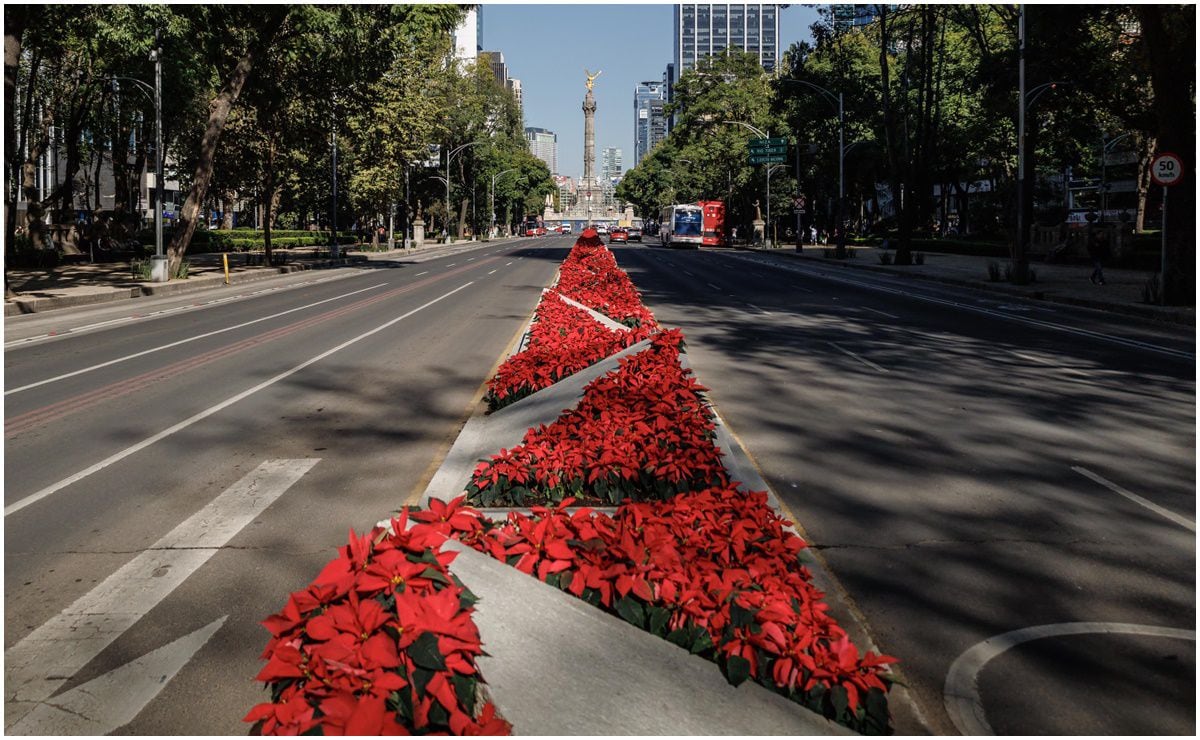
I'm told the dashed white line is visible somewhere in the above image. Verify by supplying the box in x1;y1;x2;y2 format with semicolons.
5;283;388;395
745;303;772;316
447;263;456;267
827;341;889;373
467;258;475;262
707;282;722;291
791;284;814;293
415;271;429;276
505;261;513;266
488;269;497;275
1072;466;1195;531
4;282;474;516
861;306;899;319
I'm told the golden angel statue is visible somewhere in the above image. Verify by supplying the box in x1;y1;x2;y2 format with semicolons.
584;68;603;91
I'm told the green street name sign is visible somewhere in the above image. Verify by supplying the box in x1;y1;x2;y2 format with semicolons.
748;145;787;156
748;154;786;165
749;137;787;147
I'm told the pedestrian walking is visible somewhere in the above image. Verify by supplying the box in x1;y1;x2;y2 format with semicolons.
1087;228;1109;285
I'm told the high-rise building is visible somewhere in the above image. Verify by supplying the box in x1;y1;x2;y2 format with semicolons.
831;4;882;33
602;147;623;181
672;4;782;84
634;81;667;165
480;51;509;87
507;78;523;115
525;127;558;175
453;7;479;63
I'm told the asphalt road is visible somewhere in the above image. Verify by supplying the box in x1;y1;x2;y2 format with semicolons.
3;236;572;734
611;242;1195;735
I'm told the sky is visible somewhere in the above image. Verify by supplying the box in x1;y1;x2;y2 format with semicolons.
481;2;821;181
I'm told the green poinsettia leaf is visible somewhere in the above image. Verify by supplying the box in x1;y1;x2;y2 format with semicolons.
723;655;752;687
409;631;446;671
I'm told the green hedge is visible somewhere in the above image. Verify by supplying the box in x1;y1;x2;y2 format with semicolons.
138;229;355;252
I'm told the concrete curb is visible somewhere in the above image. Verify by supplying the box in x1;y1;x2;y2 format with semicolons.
746;247;1194;326
4;256;367;317
441;537;853;736
417;339;653;508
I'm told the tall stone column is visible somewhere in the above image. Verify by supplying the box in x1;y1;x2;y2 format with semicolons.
582;90;596;183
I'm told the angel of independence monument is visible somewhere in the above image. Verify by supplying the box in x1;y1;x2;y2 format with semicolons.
543;70;634;228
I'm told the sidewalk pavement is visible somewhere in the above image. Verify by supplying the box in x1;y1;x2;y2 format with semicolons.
744;242;1194;326
3;237;526;317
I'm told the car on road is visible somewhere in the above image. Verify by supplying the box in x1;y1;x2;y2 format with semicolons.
561;223;573;234
626;226;642;242
535;226;547;237
595;224;608;236
608;228;628;244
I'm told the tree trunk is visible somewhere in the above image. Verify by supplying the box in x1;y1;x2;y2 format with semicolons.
166;16;285;275
877;6;907;258
1136;6;1194;305
262;139;276;264
221;191;234;229
1134;135;1156;233
458;197;468;239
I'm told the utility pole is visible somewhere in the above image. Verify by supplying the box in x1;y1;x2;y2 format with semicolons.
331;128;339;258
151;29;167;282
1014;4;1028;283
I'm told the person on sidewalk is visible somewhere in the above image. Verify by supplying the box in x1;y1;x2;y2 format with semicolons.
1087;228;1109;285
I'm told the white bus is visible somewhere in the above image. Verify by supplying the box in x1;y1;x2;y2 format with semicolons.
659;204;703;248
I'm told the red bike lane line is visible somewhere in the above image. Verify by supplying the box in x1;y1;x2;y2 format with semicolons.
5;258;505;437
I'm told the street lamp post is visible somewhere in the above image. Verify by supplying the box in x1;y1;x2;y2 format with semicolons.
1101;132;1134;224
105;34;165;281
775;79;845;257
490;168;519;238
722;121;775;245
444;141;483;240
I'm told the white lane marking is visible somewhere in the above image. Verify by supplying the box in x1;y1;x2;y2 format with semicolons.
4;273;352;348
724;253;1193;361
4;283;472;516
827;341;889;373
488;269;497;275
416;271;429;276
8;616;227;735
860;306;899;319
746;303;772;315
4;459;317;728
505;261;513;266
447;263;456;267
791;284;814;293
683;271;695;277
1072;466;1195;531
5;283;387;396
707;283;722;291
945;622;1196;735
1009;351;1089;378
467;257;476;261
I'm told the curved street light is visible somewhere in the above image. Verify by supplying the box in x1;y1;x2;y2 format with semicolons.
490;168;521;237
776;78;846;256
1100;131;1134;224
722;120;777;246
443;141;484;238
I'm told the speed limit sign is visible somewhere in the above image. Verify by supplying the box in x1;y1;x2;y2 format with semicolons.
1151;152;1184;187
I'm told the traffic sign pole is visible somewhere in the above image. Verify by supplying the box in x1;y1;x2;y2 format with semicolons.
1150;152;1184;306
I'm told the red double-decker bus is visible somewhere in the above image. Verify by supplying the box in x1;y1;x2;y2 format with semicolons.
697;200;727;247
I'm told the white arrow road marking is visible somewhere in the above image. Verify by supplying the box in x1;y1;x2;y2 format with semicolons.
4;459;318;731
8;617;227;735
944;622;1196;735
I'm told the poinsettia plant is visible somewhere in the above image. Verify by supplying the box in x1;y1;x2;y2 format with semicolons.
485;291;654;413
246;507;511;736
555;236;658;330
468;330;730;507
455;491;896;734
